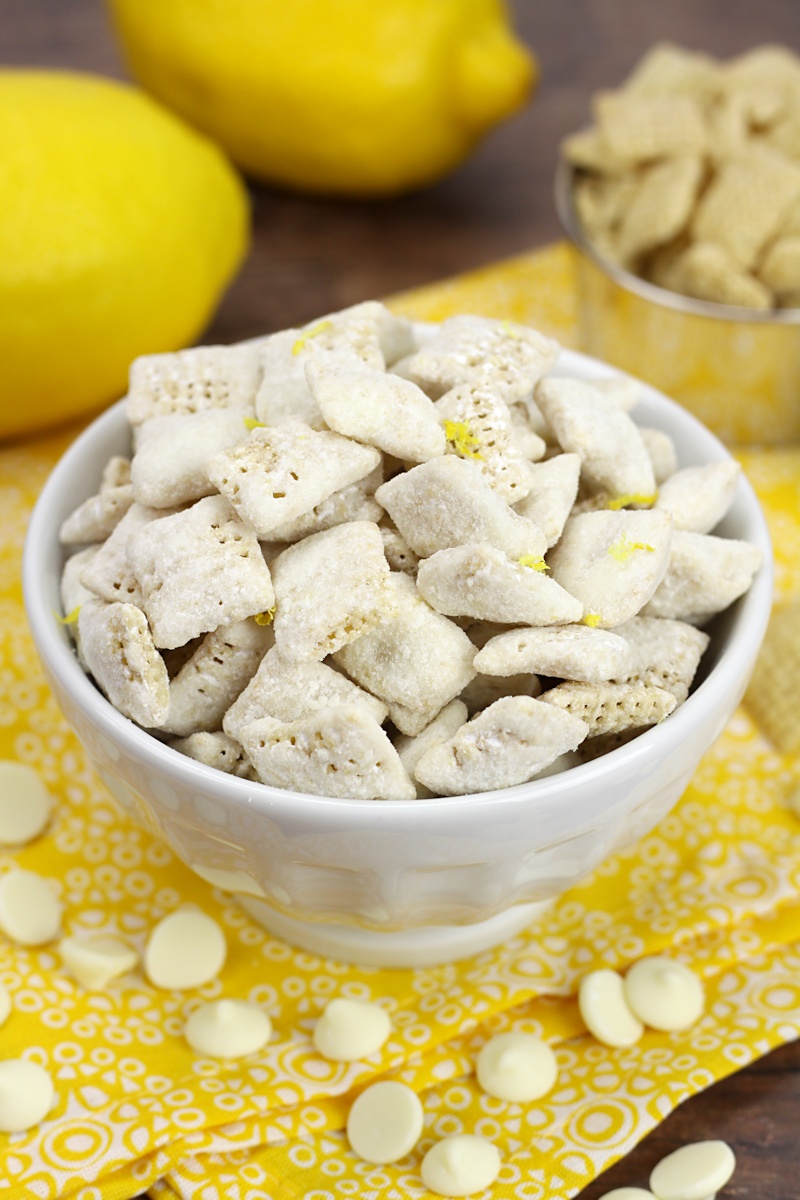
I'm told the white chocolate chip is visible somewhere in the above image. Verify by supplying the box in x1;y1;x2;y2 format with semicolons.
346;1080;424;1164
184;999;272;1058
624;956;705;1032
0;762;53;846
579;968;645;1048
0;1060;54;1132
475;1031;558;1102
598;1191;657;1200
58;935;139;990
650;1140;736;1200
0;869;62;946
421;1134;502;1197
312;997;391;1061
144;908;227;991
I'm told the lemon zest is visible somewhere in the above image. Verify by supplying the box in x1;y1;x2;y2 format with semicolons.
501;318;523;339
254;606;276;626
444;419;483;461
518;555;550;572
243;417;266;430
583;612;602;628
56;606;81;626
292;320;333;356
607;491;658;510
608;534;655;563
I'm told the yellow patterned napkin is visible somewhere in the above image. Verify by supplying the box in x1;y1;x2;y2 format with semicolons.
0;243;798;1200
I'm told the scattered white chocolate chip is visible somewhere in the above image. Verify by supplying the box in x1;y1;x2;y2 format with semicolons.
0;1059;54;1132
579;968;645;1048
649;1140;736;1200
0;762;53;846
312;997;391;1061
143;907;227;991
0;983;11;1029
421;1134;502;1198
346;1080;424;1164
184;999;272;1059
0;869;62;947
598;1191;656;1200
624;956;705;1032
58;935;138;990
475;1031;558;1102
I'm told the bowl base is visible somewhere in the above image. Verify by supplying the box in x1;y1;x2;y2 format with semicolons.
236;897;551;968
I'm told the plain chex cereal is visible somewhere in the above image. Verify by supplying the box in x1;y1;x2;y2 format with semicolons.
745;601;800;753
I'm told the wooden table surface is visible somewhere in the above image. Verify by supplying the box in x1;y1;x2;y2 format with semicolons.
6;1;800;1196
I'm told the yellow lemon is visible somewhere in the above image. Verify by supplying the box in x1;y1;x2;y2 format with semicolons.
105;0;536;197
0;71;249;440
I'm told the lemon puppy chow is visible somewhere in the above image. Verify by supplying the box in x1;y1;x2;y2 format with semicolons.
59;302;761;800
564;43;800;309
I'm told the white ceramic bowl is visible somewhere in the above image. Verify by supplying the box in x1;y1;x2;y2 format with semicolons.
23;350;773;967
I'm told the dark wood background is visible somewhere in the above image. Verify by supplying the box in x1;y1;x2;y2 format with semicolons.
5;1;800;1195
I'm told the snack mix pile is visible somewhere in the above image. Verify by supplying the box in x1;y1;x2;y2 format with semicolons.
59;302;761;799
565;43;800;309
